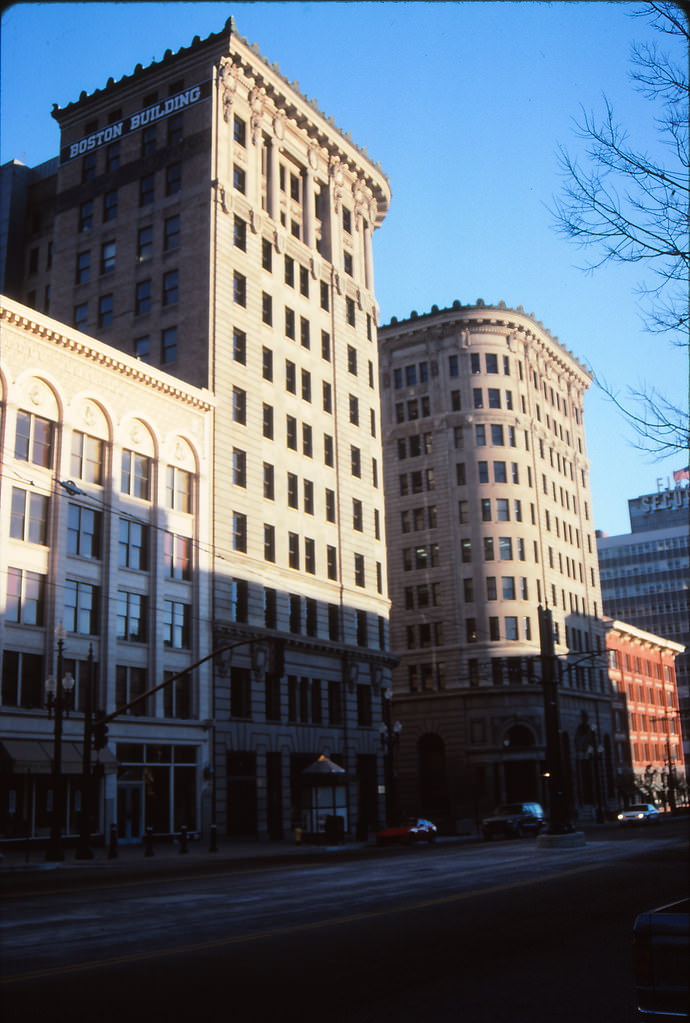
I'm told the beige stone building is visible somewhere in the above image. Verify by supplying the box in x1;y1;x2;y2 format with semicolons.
2;19;394;842
0;295;213;842
379;301;615;827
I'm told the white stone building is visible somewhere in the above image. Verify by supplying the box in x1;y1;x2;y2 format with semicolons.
1;296;214;843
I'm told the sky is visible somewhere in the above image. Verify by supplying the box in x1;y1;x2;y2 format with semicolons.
1;0;688;536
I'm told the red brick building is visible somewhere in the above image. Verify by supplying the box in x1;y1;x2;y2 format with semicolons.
605;619;686;809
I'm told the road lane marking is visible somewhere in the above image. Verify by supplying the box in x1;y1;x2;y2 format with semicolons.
2;862;603;985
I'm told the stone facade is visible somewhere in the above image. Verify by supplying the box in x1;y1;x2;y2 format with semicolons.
0;296;213;841
378;301;615;828
2;19;394;842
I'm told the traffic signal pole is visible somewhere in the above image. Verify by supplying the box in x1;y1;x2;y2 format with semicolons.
538;606;574;835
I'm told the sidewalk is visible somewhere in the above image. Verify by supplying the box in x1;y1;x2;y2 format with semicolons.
0;832;386;885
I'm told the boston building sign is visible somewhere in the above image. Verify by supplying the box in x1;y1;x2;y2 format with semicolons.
60;81;212;163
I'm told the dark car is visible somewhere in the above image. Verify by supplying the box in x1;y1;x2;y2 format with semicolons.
481;802;546;840
376;818;437;846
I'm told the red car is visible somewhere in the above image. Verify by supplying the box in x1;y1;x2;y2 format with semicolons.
376;817;437;846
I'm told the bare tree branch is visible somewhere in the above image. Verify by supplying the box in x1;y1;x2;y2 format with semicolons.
553;2;689;458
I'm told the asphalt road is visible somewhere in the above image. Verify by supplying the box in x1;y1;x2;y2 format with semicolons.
2;824;688;1023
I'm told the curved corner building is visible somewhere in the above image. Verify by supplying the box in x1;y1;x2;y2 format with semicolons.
378;300;613;825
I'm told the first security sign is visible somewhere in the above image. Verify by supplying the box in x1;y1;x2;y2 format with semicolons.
60;81;211;163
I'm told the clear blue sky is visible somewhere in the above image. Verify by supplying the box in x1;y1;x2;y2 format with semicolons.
2;1;687;535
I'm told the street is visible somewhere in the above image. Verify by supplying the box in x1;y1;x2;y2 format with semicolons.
1;824;688;1022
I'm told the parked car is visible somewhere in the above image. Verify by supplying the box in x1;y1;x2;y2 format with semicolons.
481;802;546;840
617;803;661;825
376;817;437;845
633;898;689;1017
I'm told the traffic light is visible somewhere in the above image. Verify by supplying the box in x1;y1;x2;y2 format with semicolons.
93;713;108;750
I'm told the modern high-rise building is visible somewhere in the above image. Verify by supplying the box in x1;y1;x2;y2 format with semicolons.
597;482;689;776
1;18;394;844
378;300;614;827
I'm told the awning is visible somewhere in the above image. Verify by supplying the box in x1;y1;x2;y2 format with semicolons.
0;738;118;774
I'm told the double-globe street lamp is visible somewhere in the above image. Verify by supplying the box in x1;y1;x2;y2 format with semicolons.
44;623;75;862
379;687;402;826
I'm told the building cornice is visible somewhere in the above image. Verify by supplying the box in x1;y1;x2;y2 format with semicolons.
1;297;214;412
378;299;592;387
603;616;685;656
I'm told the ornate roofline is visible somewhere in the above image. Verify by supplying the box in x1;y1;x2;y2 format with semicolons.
50;16;389;190
379;298;593;383
1;298;214;411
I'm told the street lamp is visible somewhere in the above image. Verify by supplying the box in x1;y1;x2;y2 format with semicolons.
380;687;402;826
45;623;75;861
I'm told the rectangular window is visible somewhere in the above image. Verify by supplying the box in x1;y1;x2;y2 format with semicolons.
262;291;273;324
100;240;116;275
287;415;298;450
233;214;247;250
263;462;275;500
287;472;299;509
115;665;148;717
302;423;313;457
351;446;361;477
166;466;192;512
6;567;45;626
76;250;91;284
234;114;246;146
116;591;147;642
234;272;246;306
79;200;93;232
15;411;53;468
325;489;336;522
263;404;274;439
264;523;276;562
164;600;191;648
140;174;155;206
10;488;49;545
138;225;153;262
233;386;247;425
162;269;178;306
324;434;334;466
262;237;272;270
327;545;338;580
161;326;177;363
67;503;102;558
121;450;150;500
288;532;300;569
135;279;151;315
164;214;180;251
233;512;247;552
233;328;247;364
163;532;191;580
232;448;247;487
262;346;273;380
305;537;316;575
64;580;100;635
166;162;182;195
71;431;103;484
102;188;118;221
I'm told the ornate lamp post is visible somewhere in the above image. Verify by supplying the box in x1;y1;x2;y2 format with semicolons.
379;687;402;826
45;624;75;861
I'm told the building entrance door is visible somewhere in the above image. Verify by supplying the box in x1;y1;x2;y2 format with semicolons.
117;783;144;843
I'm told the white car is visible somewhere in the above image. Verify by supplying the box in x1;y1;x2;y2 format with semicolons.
617;803;661;825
